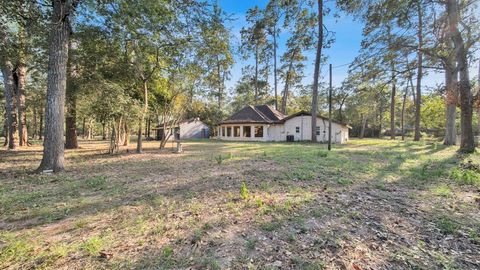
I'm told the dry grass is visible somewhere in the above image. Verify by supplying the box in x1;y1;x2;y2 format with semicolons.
0;138;479;269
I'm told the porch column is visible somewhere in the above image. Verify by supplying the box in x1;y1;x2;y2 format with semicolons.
240;126;243;138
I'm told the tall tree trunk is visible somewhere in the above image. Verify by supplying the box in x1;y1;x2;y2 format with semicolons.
3;113;8;146
216;55;223;109
360;114;367;139
65;41;78;149
39;107;43;140
401;88;407;141
136;80;148;153
102;121;106;140
254;44;259;103
444;61;457;145
414;1;423;141
311;0;323;143
33;104;38;140
123;122;129;147
281;58;295;114
273;24;278;110
390;62;396;140
82;117;86;139
17;27;28;146
1;59;18;150
37;0;77;172
446;0;475;152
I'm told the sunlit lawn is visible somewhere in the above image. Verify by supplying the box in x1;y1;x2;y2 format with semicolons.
0;138;479;269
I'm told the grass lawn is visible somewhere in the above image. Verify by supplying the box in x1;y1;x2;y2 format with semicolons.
1;138;479;269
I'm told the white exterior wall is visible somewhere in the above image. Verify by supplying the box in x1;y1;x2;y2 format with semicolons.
179;120;209;139
216;116;349;144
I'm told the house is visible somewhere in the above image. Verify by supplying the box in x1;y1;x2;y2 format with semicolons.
216;105;350;144
154;118;209;141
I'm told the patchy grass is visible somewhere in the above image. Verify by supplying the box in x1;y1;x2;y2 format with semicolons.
0;138;479;269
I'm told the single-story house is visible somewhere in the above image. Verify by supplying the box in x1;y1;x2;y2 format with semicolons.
154;118;209;141
216;105;350;144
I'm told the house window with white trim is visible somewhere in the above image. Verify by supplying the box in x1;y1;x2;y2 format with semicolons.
296;127;300;133
243;126;251;137
233;126;240;137
316;126;320;135
227;126;232;137
254;126;263;137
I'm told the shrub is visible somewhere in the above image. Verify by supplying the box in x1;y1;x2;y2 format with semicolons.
215;155;223;165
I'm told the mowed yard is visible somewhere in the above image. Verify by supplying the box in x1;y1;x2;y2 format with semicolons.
0;139;479;270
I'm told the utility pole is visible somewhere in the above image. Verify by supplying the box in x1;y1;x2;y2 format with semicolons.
328;63;332;151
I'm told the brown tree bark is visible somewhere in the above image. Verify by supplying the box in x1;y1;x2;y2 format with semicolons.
444;61;457;145
414;1;423;141
311;0;323;143
360;114;367;139
1;59;18;150
39;107;43;140
65;40;78;149
390;61;396;140
446;0;475;152
37;0;79;172
123;122;130;147
401;88;407;141
16;28;28;146
136;80;148;153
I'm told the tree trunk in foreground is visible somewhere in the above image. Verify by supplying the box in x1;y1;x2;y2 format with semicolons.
1;59;18;150
311;0;323;143
446;0;475;153
444;62;457;145
136;81;148;153
390;64;396;140
401;88;407;141
65;40;78;149
17;28;28;146
360;115;367;139
37;0;76;172
414;1;423;141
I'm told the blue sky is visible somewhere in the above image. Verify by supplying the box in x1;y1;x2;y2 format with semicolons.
219;0;450;94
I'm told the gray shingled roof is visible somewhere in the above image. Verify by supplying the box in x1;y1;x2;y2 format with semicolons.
219;105;285;124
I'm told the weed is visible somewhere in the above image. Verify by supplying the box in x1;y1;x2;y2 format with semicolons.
337;178;353;186
81;236;103;256
215;155;223;165
85;176;107;190
317;150;328;158
260;220;282;232
240;182;249;200
436;216;458;235
162;246;174;257
433;185;453;197
245;238;257;250
450;167;480;186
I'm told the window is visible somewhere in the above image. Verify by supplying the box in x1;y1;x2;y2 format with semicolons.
254;126;263;137
243;126;251;137
227;127;232;137
316;126;320;135
222;127;226;137
296;126;300;133
233;126;240;137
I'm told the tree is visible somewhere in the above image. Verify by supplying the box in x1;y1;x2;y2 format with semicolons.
445;0;475;152
241;6;269;103
37;0;80;172
311;0;323;143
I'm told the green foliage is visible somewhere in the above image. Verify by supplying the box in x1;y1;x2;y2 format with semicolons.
81;236;103;256
436;216;458;235
450;167;480;187
85;176;107;190
215;155;223;165
240;182;250;200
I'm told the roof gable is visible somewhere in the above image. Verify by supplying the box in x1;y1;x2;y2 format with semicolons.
220;105;285;124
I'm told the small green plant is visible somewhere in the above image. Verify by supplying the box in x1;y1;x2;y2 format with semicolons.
260;220;281;232
245;238;257;250
215;155;223;165
81;236;103;256
317;150;328;158
162;246;174;258
85;176;107;190
436;216;458;235
240;182;249;200
433;185;453;197
337;178;353;186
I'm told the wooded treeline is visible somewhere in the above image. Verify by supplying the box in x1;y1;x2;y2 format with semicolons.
0;0;479;172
